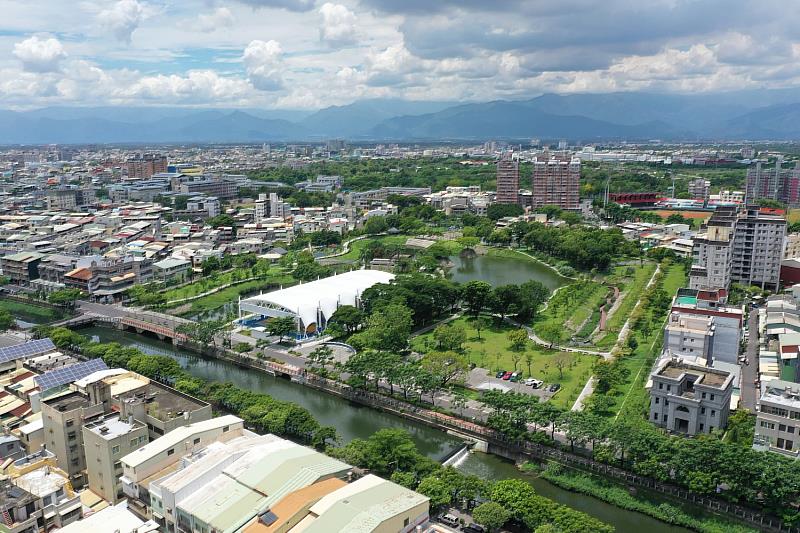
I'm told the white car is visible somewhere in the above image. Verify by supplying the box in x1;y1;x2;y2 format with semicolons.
525;378;543;388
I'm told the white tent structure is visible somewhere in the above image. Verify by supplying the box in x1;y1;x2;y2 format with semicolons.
238;269;395;336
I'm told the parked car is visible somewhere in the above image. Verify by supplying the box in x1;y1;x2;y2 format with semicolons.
510;372;521;382
502;371;513;380
548;383;561;392
524;378;536;386
462;524;486;533
527;378;543;388
439;514;460;527
495;370;506;379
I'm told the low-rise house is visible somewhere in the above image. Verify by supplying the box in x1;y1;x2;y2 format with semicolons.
649;358;734;435
152;257;191;284
754;379;800;456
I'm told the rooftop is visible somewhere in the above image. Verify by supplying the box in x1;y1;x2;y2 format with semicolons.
43;390;91;413
84;414;145;440
657;360;731;388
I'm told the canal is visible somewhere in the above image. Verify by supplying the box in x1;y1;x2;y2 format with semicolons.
448;252;566;291
79;325;690;533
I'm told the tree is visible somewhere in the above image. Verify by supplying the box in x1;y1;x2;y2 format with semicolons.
207;213;236;229
472;501;511;532
450;388;468;417
493;285;522;319
422;351;469;388
473;317;489;340
552;352;571;380
524;351;534;376
537;322;564;347
507;328;529;353
487;203;524;221
461;281;492;316
267;316;297;342
0;309;14;332
417;475;453;509
307;345;334;371
328;305;366;335
311;426;338;450
47;288;85;308
433;323;467;351
518;281;549;320
361;303;413;352
364;216;389;234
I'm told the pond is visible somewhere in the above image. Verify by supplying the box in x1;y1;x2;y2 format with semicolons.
448;251;567;291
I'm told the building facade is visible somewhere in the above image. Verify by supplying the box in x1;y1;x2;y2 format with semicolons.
731;207;786;291
531;156;580;209
495;153;520;205
746;159;800;206
649;359;733;436
688;178;711;202
127;155;168;180
754;379;800;456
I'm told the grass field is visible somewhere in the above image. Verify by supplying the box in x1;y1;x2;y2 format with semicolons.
606;263;687;418
177;272;295;317
0;299;69;324
533;280;608;345
593;263;658;349
334;234;411;261
162;267;288;302
789;208;800;225
412;315;596;409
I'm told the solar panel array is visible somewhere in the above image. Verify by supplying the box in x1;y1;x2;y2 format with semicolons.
35;358;108;391
0;338;56;364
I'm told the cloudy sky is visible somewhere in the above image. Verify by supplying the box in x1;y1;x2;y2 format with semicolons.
2;0;799;109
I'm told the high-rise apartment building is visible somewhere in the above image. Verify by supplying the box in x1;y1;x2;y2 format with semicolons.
531;156;580;209
731;206;786;290
495;153;520;205
126;154;168;180
690;205;786;292
746;159;800;206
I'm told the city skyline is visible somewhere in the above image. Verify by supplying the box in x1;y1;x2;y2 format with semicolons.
2;1;800;110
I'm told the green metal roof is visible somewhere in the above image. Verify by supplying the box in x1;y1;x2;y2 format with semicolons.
677;296;697;305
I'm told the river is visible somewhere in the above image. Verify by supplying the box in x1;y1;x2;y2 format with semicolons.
79;325;690;533
448;252;566;291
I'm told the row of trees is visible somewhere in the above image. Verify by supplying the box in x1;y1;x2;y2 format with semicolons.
329;429;612;532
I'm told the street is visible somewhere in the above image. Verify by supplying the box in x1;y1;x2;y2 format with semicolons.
740;309;759;411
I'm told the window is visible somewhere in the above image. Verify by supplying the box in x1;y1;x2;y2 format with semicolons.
655;398;659;404
702;392;706;399
780;424;787;432
193;438;200;445
710;394;715;401
700;423;704;431
663;414;668;421
223;426;230;433
778;438;785;448
138;435;146;444
167;448;175;456
701;407;706;415
112;445;120;455
66;420;74;428
788;440;794;451
653;413;658;419
711;410;716;417
667;385;671;392
404;518;410;527
789;427;796;434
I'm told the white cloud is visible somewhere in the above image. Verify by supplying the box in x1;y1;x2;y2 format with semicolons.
118;69;251;102
197;7;235;33
319;3;357;47
13;35;67;73
98;0;145;43
243;39;284;91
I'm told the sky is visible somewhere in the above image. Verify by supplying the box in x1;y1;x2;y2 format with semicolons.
2;0;800;110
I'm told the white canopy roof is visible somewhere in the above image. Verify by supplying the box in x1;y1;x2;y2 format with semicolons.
240;269;395;328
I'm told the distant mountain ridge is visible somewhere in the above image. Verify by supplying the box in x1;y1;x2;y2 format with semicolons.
3;90;800;144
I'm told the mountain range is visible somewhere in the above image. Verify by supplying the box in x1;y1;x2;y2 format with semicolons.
3;91;800;144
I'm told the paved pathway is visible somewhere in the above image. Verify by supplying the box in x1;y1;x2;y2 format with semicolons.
740;309;759;411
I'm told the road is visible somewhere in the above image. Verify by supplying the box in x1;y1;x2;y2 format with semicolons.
740;309;759;411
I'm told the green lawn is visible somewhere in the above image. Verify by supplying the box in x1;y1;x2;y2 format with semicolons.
163;267;289;303
334;234;411;261
412;316;596;409
593;263;657;349
0;299;70;324
177;272;295;316
533;281;609;345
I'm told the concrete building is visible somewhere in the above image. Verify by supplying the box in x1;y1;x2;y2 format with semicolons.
688;178;711;202
41;391;105;487
127;155;168;180
531;156;580;210
753;379;800;457
731;206;786;291
668;288;743;364
349;187;431;209
83;414;149;504
0;252;44;285
689;207;737;291
152;257;191;284
119;415;247;517
0;475;42;533
649;358;734;435
663;312;716;362
64;256;153;302
174;176;239;200
495;153;520;205
255;192;290;222
746;159;800;206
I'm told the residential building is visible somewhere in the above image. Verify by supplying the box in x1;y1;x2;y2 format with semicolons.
689;207;737;291
119;415;246;517
746;159;800;206
83;414;149;504
753;379;800;457
0;476;41;533
349;187;431;209
255;192;289;222
663;312;715;362
649;358;733;435
152;257;191;284
57;501;157;533
41;391;105;487
127;155;168;180
531;156;580;209
64;256;153;302
688;178;711;202
1;252;44;285
668;288;743;364
174;176;239;200
731;206;786;291
495;153;520;205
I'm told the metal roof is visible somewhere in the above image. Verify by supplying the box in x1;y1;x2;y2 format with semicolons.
0;338;55;364
35;358;108;391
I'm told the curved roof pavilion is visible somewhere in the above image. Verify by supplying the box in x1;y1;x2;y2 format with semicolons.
239;269;395;333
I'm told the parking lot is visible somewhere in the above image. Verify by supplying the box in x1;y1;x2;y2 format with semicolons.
466;367;557;401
